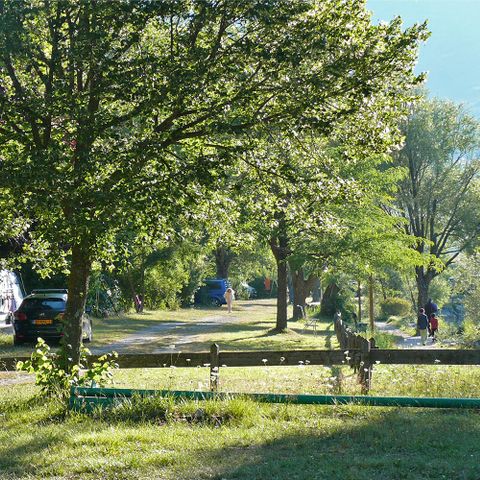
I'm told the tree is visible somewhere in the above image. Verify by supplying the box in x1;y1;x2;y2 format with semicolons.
393;97;480;310
0;1;427;364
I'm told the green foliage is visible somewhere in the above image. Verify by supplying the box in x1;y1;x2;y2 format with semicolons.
394;97;480;306
0;0;428;359
379;297;411;317
16;338;118;400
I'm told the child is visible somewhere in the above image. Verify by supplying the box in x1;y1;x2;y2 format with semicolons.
224;287;235;313
429;313;439;342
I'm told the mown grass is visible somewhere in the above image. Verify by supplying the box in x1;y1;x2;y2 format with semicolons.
1;301;479;479
0;300;336;356
1;364;480;480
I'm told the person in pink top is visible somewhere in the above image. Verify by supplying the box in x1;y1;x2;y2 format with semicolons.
429;313;439;342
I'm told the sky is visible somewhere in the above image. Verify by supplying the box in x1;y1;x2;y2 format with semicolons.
368;0;480;117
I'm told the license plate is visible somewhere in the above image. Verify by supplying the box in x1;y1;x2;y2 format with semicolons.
34;319;53;325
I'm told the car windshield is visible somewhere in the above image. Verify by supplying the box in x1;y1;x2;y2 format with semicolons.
21;298;66;310
206;281;223;290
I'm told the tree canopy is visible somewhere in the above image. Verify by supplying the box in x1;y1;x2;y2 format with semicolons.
392;97;480;309
0;0;428;365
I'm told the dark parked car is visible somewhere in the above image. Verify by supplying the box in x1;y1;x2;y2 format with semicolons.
11;289;92;345
194;279;230;307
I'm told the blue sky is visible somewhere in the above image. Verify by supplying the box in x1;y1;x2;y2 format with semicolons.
368;0;480;116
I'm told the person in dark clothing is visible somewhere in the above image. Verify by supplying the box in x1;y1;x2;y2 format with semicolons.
425;298;438;317
417;308;429;346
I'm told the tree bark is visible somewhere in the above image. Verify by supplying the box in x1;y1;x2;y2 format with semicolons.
416;266;434;313
291;268;318;320
357;280;362;323
62;240;92;370
320;282;340;316
368;274;374;333
311;277;321;302
276;253;288;330
214;245;235;279
270;219;290;330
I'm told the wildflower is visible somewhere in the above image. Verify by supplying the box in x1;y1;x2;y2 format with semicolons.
280;356;285;363
305;360;310;365
186;358;191;363
375;360;381;364
221;364;227;368
203;363;211;368
212;366;219;372
262;359;268;365
434;359;441;364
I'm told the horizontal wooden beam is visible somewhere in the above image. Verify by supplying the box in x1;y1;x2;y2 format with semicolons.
219;350;347;367
1;348;479;372
370;349;480;365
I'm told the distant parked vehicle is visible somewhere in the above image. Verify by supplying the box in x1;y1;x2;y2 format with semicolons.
11;289;92;345
194;279;230;307
240;282;257;299
0;270;24;325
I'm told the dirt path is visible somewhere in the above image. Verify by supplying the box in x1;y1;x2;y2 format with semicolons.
375;321;439;349
92;313;243;354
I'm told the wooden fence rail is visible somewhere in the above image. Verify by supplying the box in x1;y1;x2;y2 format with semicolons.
2;348;479;394
0;314;477;394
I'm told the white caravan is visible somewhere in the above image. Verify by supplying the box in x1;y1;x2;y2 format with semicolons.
0;270;24;324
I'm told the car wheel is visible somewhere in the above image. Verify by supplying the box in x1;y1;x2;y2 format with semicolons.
210;298;221;307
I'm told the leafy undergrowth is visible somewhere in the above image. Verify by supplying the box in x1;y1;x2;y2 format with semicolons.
2;364;480;479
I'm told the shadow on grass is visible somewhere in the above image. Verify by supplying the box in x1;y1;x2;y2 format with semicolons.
189;408;480;480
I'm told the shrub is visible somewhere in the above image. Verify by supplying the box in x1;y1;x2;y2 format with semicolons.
380;297;411;317
16;338;118;400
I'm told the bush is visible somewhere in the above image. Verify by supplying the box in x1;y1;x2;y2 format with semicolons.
17;338;118;400
380;297;411;317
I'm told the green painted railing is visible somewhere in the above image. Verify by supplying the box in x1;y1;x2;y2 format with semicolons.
70;386;480;412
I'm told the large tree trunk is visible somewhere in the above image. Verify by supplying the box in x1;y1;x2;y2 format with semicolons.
62;240;92;370
320;282;340;316
415;266;434;313
270;221;290;331
276;253;288;330
357;280;362;323
368;274;375;332
291;268;319;320
214;245;235;279
311;277;321;302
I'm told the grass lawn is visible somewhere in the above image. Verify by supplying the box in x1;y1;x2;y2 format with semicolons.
1;300;479;479
0;299;337;356
1;365;480;480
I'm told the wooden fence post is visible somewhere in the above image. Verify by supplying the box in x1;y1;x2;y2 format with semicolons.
358;336;373;394
210;343;220;392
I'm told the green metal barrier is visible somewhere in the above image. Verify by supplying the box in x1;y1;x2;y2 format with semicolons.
70;386;480;412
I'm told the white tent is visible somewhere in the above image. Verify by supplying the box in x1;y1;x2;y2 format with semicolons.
0;270;24;323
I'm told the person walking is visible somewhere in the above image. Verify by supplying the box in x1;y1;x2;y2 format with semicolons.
429;313;439;342
417;308;429;346
425;298;438;318
224;287;235;313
